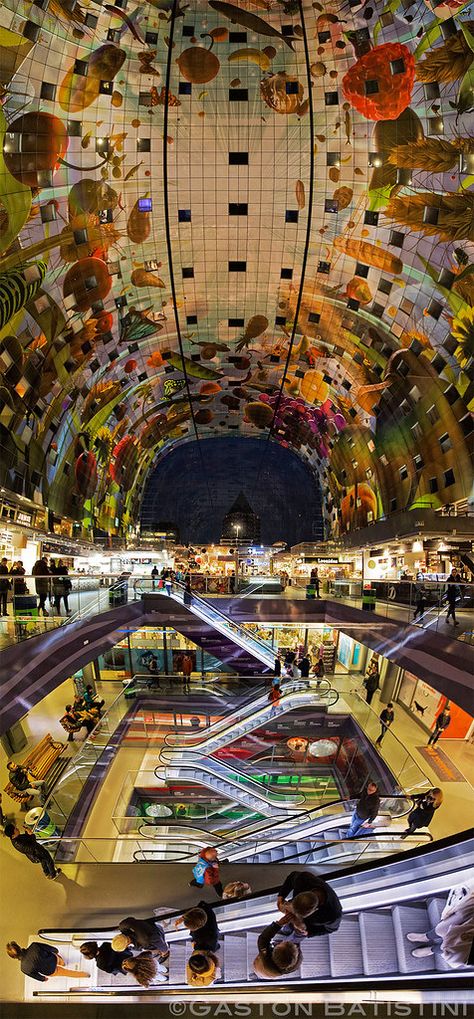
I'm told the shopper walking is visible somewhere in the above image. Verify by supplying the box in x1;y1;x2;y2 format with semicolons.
363;667;379;705
274;655;282;679
428;705;451;746
32;558;50;616
275;871;342;939
413;585;426;621
346;781;380;838
189;847;224;897
151;565;159;590
182;653;193;691
6;942;88;981
298;654;310;679
402;788;443;837
446;574;459;625
186;950;221;987
375;703;394;746
9;561;27;597
4;823;61;879
0;557;10;615
183;579;192;607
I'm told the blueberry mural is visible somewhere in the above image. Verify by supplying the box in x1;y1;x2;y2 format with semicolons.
0;0;472;539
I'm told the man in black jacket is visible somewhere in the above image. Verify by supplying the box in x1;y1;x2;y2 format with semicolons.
181;901;219;952
275;871;342;940
80;940;132;974
346;781;380;838
375;703;394;746
4;823;60;879
118;916;169;958
0;557;10;616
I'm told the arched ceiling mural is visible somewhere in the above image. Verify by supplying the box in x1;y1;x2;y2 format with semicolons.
0;0;472;540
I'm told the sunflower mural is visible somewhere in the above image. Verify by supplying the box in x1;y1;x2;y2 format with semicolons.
0;0;471;538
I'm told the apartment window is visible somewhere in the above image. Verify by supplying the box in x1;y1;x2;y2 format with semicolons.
427;403;439;425
399;464;408;480
413;454;424;470
429;477;438;494
439;432;452;454
444;468;455;487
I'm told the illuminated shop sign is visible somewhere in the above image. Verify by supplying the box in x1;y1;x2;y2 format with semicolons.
16;512;32;526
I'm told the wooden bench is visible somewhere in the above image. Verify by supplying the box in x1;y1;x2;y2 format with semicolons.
4;733;66;805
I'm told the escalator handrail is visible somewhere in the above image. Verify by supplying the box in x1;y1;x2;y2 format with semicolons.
132;828;433;859
149;581;275;662
132;794;417;864
162;679;337;749
39;828;471;941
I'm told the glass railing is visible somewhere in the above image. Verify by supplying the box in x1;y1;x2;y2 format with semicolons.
1;574;471;651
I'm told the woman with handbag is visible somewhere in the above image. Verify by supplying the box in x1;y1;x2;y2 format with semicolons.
189;847;224;898
406;884;474;966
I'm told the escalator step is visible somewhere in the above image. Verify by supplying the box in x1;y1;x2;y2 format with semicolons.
300;935;331;978
256;852;272;863
392;904;435;974
168;943;187;984
329;916;363;977
428;897;450;972
359;910;399;975
224;934;248;982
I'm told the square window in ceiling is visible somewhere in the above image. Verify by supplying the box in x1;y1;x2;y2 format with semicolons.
327;152;340;166
84;275;97;291
355;262;369;278
138;198;152;211
178;209;191;222
107;28;121;42
99;208;113;223
73;58;88;76
182;24;195;36
229;31;247;42
281;268;293;279
364;78;379;95
428;117;444;135
325;199;339;213
229;151;248;165
40;203;56;223
145;31;158;44
275;315;286;325
432;353;446;373
325;91;339;106
444;468;455;487
347;298;359;311
286;80;299;94
390;58;405;75
67;120;82;137
229;88;248;101
116;296;127;309
286;209;298;223
40;81;56;100
378;278;392;295
396;168;412;185
99;80;113;94
228;318;244;327
426;298;443;320
96;137;110;156
429;476;438;494
281;24;294;35
440;17;457;38
139;91;153;106
424;82;440;100
114;0;127;8
73;228;87;245
186;315;197;325
229;203;248;216
308;312;320;324
389;229;405;247
228;261;246;272
371;301;384;319
364;210;379;226
182;267;194;278
137;138;151;152
438;268;455;289
317;260;331;274
179;81;192;95
23;20;40;41
318;30;330;43
423;206;439;225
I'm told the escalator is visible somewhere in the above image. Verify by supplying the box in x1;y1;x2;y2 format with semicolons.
135;796;429;866
159;754;307;815
32;832;473;997
142;584;274;674
163;679;339;755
